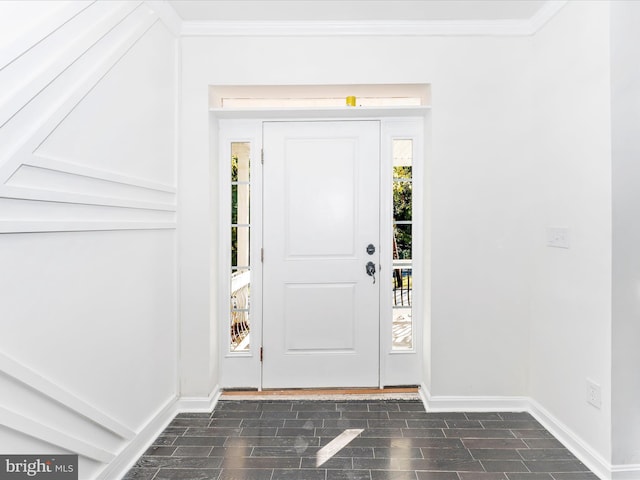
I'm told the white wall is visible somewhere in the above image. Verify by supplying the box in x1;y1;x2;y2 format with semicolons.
0;1;178;479
529;0;612;465
180;33;533;398
611;0;640;468
428;37;534;396
2;1;632;478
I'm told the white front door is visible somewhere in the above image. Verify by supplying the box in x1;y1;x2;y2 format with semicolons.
262;121;380;388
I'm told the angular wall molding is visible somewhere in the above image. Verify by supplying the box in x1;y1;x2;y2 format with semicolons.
0;1;176;234
0;5;158;184
100;387;222;480
145;0;182;37
0;1;143;128
0;1;180;478
1;185;175;212
0;221;176;234
29;155;176;194
0;406;114;464
96;396;179;480
0;352;134;440
0;1;94;70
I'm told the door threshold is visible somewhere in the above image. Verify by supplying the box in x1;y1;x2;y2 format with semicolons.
220;386;420;401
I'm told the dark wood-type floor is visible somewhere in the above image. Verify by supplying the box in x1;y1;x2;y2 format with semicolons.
124;400;599;480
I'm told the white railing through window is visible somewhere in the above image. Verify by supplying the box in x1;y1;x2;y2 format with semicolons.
231;270;250;351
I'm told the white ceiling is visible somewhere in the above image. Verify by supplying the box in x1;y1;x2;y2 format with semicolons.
168;0;549;22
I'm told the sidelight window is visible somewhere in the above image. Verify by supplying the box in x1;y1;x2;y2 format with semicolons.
230;142;251;352
392;139;413;350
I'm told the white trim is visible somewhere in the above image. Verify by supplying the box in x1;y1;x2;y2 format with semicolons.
528;0;569;34
180;2;569;38
180;19;526;37
172;21;183;440
0;11;158;184
28;155;177;193
145;0;182;37
96;396;179;480
98;387;221;479
0;352;134;440
0;1;94;70
0;221;176;233
216;113;427;390
418;382;430;408
211;106;430;120
380;119;424;387
217;119;264;389
178;386;222;413
0;406;114;463
417;388;617;480
529;399;612;480
422;392;529;413
0;185;176;212
0;1;142;128
611;464;640;480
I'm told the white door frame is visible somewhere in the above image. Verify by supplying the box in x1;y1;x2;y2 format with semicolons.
216;111;425;389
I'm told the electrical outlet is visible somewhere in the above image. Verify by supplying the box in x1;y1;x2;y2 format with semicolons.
547;227;570;248
586;379;602;409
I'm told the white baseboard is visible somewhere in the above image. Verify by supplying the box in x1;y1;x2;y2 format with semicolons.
528;398;612;480
419;383;529;412
178;385;222;412
97;396;180;480
98;385;222;480
418;382;430;408
101;385;640;480
418;385;621;480
611;464;640;480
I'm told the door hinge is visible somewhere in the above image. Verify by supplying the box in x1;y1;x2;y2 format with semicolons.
260;347;263;362
261;149;264;164
261;248;264;262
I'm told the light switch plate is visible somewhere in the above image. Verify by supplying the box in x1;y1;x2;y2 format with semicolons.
547;227;570;249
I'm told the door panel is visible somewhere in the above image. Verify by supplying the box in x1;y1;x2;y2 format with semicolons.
285;138;356;257
284;283;356;351
262;121;380;388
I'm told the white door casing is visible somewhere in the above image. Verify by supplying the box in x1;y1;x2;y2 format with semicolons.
262;121;381;388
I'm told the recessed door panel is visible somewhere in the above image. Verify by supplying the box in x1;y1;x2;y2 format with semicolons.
285;139;357;258
284;283;356;352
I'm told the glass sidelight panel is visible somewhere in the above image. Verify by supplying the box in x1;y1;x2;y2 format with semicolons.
230;143;251;352
392;139;413;351
231;268;251;351
231;226;250;269
232;184;250;224
393;224;412;260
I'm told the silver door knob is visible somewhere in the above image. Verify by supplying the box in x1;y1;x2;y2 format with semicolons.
366;261;376;284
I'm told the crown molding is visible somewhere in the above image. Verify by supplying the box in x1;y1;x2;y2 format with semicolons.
177;1;568;37
182;19;522;37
